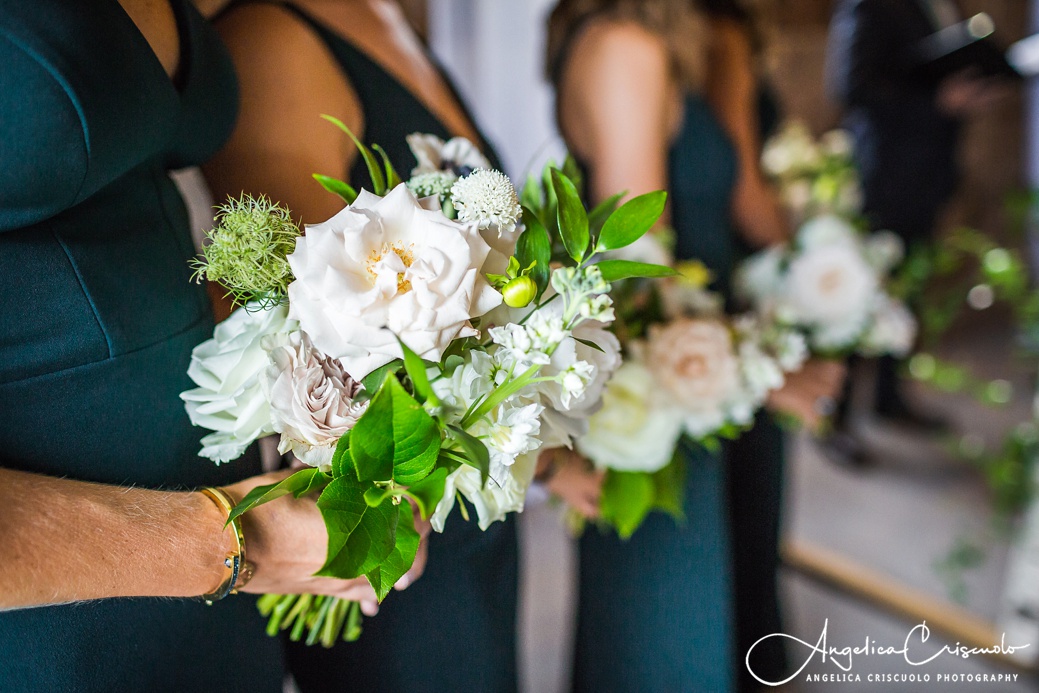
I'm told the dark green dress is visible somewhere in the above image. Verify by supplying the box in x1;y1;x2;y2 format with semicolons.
217;4;518;691
0;0;283;690
571;95;736;693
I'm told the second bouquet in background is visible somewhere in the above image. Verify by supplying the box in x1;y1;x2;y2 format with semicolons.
183;120;674;646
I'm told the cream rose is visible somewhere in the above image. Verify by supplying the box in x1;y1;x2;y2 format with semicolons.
263;332;368;469
646;318;741;419
181;303;296;463
287;185;502;379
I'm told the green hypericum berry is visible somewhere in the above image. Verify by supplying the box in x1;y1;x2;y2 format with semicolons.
191;195;300;307
502;276;537;308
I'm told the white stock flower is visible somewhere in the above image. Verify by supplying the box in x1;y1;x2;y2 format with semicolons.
263;332;368;469
470;402;544;468
407;133;491;177
287;185;502;379
450;169;522;236
432;450;539;531
181;303;296;463
861;296;917;357
645;318;742;438
577;362;683;472
738;341;785;402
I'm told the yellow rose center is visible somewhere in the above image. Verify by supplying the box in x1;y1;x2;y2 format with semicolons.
367;242;416;293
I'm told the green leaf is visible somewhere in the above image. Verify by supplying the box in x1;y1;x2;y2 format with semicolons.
361;359;402;396
227;468;330;524
551;168;590;263
650;454;686;521
595;259;678;283
596;191;667;252
600;470;655;539
316;475;399;579
330;431;352;478
520;173;543;214
363;484;395;507
561;155;584;195
541;164;560;235
398;337;436;405
313;174;358;205
371;143;403;190
365;504;420;601
350;373;441;484
447;425;491;485
587;191;625;234
320;114;385;194
517;207;552;298
574;336;605;354
402;466;449;520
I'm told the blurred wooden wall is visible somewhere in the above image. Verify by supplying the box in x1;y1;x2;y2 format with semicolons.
762;0;1030;235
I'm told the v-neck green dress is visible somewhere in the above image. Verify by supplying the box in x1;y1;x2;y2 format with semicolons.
214;4;519;691
0;1;283;689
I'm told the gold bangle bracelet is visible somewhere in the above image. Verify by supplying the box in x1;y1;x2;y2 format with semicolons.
198;486;248;605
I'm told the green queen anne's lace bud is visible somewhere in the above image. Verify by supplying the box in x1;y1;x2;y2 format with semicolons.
191;195;300;307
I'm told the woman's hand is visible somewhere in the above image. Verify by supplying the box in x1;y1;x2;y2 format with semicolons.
766;359;846;433
225;471;430;615
536;448;605;519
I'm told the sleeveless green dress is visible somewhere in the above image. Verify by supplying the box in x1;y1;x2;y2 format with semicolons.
217;5;519;691
0;1;283;690
572;95;736;693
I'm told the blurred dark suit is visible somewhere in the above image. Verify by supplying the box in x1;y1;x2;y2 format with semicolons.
827;0;962;243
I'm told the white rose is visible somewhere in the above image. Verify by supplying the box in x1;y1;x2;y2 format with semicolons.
181;303;296;463
263;332;368;469
797;214;859;250
781;242;878;329
287;185;502;379
861;296;917;357
577;361;683;472
407;133;491;177
646;318;742;419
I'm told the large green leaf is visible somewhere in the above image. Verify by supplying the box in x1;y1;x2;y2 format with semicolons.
316;476;399;579
650;454;686;521
551;169;588;262
596;191;667;252
313;174;358;205
397;337;435;405
595;259;678;283
587;191;625;234
361;359;402;396
350;373;441;484
365;504;421;601
330;432;352;478
517;207;552;298
600;470;655;539
402;466;449;520
447;425;491;485
227;468;331;524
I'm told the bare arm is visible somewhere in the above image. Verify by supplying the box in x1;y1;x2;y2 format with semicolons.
704;19;789;248
202;4;362;224
558;20;676;211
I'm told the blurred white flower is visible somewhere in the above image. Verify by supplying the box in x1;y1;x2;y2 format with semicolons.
861;296;917;357
739;341;785;401
820;129;854;158
287;185;501;379
862;230;905;274
181;303;296;463
407;133;491;177
451;169;522;236
578;361;683;472
263;332;367;470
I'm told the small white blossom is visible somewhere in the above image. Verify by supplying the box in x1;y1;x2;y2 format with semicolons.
450;169;522;235
406;171;457;200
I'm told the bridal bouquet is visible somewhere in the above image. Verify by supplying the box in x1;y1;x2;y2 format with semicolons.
761;121;862;223
735;214;916;357
182;121;672;645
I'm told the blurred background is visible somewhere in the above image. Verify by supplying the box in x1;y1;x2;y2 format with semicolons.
420;2;1039;691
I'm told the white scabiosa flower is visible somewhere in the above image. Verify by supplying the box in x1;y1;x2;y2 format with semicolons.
450;169;523;236
181;303;296;464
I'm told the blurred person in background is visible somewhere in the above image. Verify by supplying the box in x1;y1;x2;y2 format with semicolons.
548;0;843;689
825;0;1006;464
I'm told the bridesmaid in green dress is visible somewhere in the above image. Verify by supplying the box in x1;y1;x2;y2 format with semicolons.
203;2;601;690
0;1;402;689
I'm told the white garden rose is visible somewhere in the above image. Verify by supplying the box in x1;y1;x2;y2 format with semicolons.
263;332;368;469
407;133;491;177
287;185;502;379
779;240;878;329
646;319;741;423
181;303;296;463
797;214;859;250
577;361;683;472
